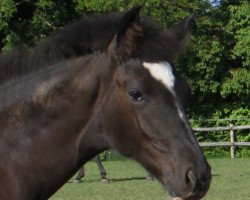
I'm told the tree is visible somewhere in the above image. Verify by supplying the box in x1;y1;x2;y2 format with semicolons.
178;0;249;121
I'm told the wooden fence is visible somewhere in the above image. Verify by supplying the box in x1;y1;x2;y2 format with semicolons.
193;125;250;158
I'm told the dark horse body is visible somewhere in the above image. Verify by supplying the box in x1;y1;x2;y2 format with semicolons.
0;6;211;200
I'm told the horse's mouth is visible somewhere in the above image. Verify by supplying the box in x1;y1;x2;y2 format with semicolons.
171;197;183;200
170;194;204;200
170;191;198;200
170;191;184;200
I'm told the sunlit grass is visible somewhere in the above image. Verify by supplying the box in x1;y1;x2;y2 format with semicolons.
50;158;250;200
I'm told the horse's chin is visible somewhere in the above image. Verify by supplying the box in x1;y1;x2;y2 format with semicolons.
170;195;204;200
169;191;201;200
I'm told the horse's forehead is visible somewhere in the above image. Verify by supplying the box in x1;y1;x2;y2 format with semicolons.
142;61;188;127
142;62;175;92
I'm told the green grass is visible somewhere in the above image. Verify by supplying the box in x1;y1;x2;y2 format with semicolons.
50;158;250;200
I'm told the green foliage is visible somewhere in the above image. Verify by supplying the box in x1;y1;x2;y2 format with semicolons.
1;0;78;50
75;0;125;13
0;0;16;30
221;68;250;99
178;0;249;116
99;150;118;161
191;104;250;158
0;0;16;49
226;0;250;68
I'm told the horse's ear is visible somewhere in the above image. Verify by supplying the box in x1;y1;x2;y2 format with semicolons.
169;14;195;39
165;14;195;58
108;6;143;62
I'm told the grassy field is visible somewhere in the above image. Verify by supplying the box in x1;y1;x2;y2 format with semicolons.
50;158;250;200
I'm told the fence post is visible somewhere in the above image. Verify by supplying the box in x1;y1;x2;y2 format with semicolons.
230;124;235;159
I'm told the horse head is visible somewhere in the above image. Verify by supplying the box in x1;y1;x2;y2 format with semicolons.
93;6;211;200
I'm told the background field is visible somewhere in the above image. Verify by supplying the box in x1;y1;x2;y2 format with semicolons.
50;158;250;200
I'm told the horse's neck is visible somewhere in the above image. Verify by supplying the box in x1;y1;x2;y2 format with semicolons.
0;42;67;84
0;55;111;199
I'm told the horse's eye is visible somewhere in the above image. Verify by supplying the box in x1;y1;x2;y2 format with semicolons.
128;89;144;101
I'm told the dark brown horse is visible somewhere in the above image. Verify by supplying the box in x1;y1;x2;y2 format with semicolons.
0;6;211;200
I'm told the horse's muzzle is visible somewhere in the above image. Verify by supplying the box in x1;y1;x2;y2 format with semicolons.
170;163;211;200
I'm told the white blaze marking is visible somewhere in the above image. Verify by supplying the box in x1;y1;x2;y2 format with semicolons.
178;108;185;121
143;62;175;92
143;61;187;125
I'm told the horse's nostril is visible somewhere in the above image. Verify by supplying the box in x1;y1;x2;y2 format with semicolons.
184;167;211;199
186;170;197;190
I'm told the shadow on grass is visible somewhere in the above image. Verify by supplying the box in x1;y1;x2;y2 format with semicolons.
212;174;220;177
68;175;219;184
67;176;152;184
109;176;151;182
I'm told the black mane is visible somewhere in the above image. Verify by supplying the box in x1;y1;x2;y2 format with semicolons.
0;13;186;84
0;14;120;84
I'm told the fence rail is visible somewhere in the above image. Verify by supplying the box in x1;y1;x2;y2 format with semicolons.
193;125;250;158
